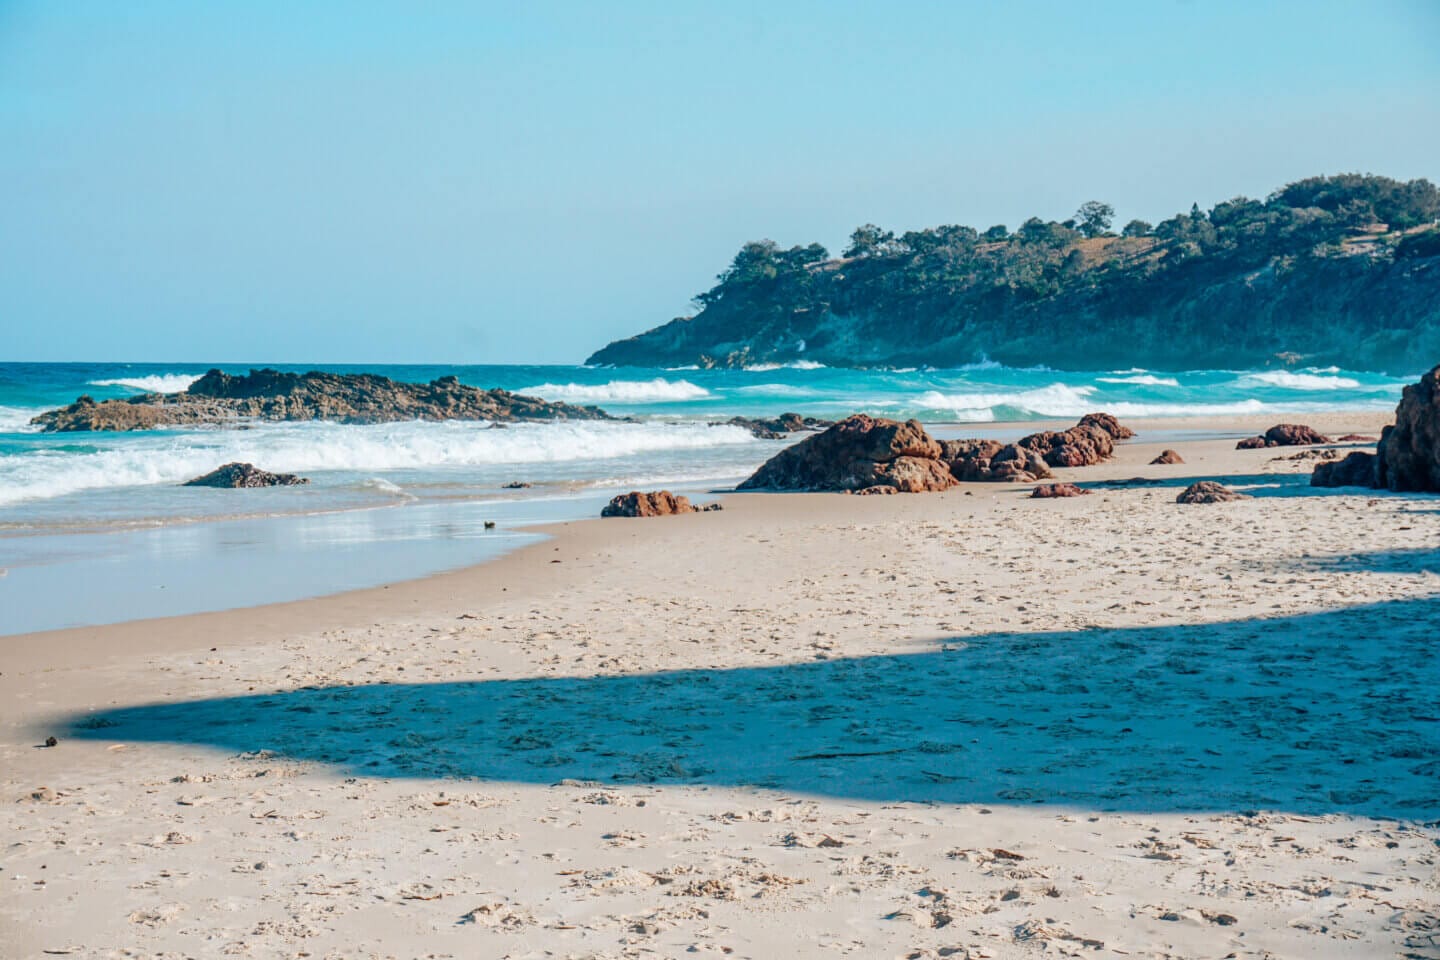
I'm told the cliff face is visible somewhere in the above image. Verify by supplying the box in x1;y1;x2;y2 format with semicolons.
588;249;1440;374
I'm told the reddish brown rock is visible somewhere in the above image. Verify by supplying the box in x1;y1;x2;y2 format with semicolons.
1336;434;1377;442
601;491;723;517
1236;435;1269;449
1019;423;1116;468
1030;482;1089;498
1377;363;1440;492
1311;451;1380;488
1149;449;1184;465
738;414;954;493
944;440;1053;483
1236;423;1331;449
183;462;308;488
1176;481;1250;504
1078;412;1136;440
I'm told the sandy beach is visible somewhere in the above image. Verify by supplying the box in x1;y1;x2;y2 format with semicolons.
3;412;1438;959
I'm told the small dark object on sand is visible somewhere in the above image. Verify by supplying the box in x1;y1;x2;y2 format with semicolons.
1176;481;1251;504
44;736;58;747
483;521;496;530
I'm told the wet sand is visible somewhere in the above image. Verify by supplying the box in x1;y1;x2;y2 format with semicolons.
3;412;1438;959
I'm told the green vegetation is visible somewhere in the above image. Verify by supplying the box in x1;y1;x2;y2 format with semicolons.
588;173;1440;373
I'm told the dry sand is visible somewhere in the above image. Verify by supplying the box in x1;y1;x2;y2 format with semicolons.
3;413;1438;959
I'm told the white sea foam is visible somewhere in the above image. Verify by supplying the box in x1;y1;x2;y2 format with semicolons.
88;373;204;393
916;383;1099;416
0;420;758;507
519;378;710;403
1239;371;1362;390
0;406;44;433
1097;374;1181;387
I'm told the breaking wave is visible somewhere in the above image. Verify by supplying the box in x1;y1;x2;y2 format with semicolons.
88;373;204;394
519;378;711;403
0;420;758;507
1239;371;1362;390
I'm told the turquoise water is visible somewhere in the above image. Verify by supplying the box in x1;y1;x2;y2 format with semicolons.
0;361;1408;633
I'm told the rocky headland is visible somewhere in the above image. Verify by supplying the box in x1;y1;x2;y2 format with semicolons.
31;369;615;432
1312;362;1440;491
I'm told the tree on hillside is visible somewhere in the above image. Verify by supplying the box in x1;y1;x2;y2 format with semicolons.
844;224;897;258
983;224;1009;242
1075;201;1114;238
1122;219;1152;237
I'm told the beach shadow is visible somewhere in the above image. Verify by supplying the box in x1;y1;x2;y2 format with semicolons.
64;597;1440;817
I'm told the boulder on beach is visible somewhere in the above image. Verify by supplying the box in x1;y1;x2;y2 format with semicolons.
1236;423;1331;449
1311;450;1380;488
738;414;955;493
1176;481;1250;504
601;490;723;517
1078;412;1135;440
1030;482;1089;498
1150;449;1184;465
944;440;1054;483
183;462;308;488
1375;363;1440;492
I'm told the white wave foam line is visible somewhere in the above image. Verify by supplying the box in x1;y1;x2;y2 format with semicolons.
1239;371;1362;390
916;383;1099;416
88;373;204;393
1097;374;1181;387
0;420;759;507
0;406;45;433
519;378;710;403
742;360;827;371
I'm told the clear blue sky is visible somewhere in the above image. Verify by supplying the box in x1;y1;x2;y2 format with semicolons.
3;1;1437;364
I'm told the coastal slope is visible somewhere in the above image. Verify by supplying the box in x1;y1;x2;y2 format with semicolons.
588;173;1440;373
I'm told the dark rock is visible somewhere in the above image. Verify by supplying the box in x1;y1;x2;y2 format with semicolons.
502;481;532;489
1311;451;1379;488
601;491;722;517
1265;423;1331;446
1150;449;1184;465
44;736;58;748
943;439;1053;483
1018;422;1116;468
31;368;614;432
1236;436;1269;449
719;413;834;439
1078;412;1136;440
1030;482;1089;498
854;485;899;496
183;463;309;488
1377;363;1440;492
1176;481;1251;504
738;415;955;493
1336;434;1377;442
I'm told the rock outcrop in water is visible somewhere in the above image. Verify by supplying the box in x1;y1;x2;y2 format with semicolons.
738;412;1132;492
31;369;614;432
601;491;724;517
183;463;308;488
715;413;834;440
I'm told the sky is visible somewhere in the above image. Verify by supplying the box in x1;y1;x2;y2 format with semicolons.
2;1;1438;364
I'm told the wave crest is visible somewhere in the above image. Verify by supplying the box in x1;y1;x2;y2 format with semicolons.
1239;371;1361;390
520;378;710;403
89;374;204;393
1097;374;1180;387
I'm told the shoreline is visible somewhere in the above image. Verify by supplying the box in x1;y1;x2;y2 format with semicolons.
0;410;1397;657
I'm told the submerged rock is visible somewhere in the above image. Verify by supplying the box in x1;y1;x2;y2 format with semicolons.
1176;481;1250;504
31;369;614;432
183;463;309;488
601;491;723;517
718;413;834;439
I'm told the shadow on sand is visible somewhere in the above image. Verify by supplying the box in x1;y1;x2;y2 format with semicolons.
65;596;1439;818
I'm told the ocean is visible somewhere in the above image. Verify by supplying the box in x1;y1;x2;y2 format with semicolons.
0;361;1409;634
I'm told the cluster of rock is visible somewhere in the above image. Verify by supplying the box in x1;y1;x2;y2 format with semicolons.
715;413;834;440
737;412;1134;494
1236;424;1330;449
1031;482;1089;498
182;462;308;488
31;369;614;432
601;491;724;518
1312;363;1440;491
